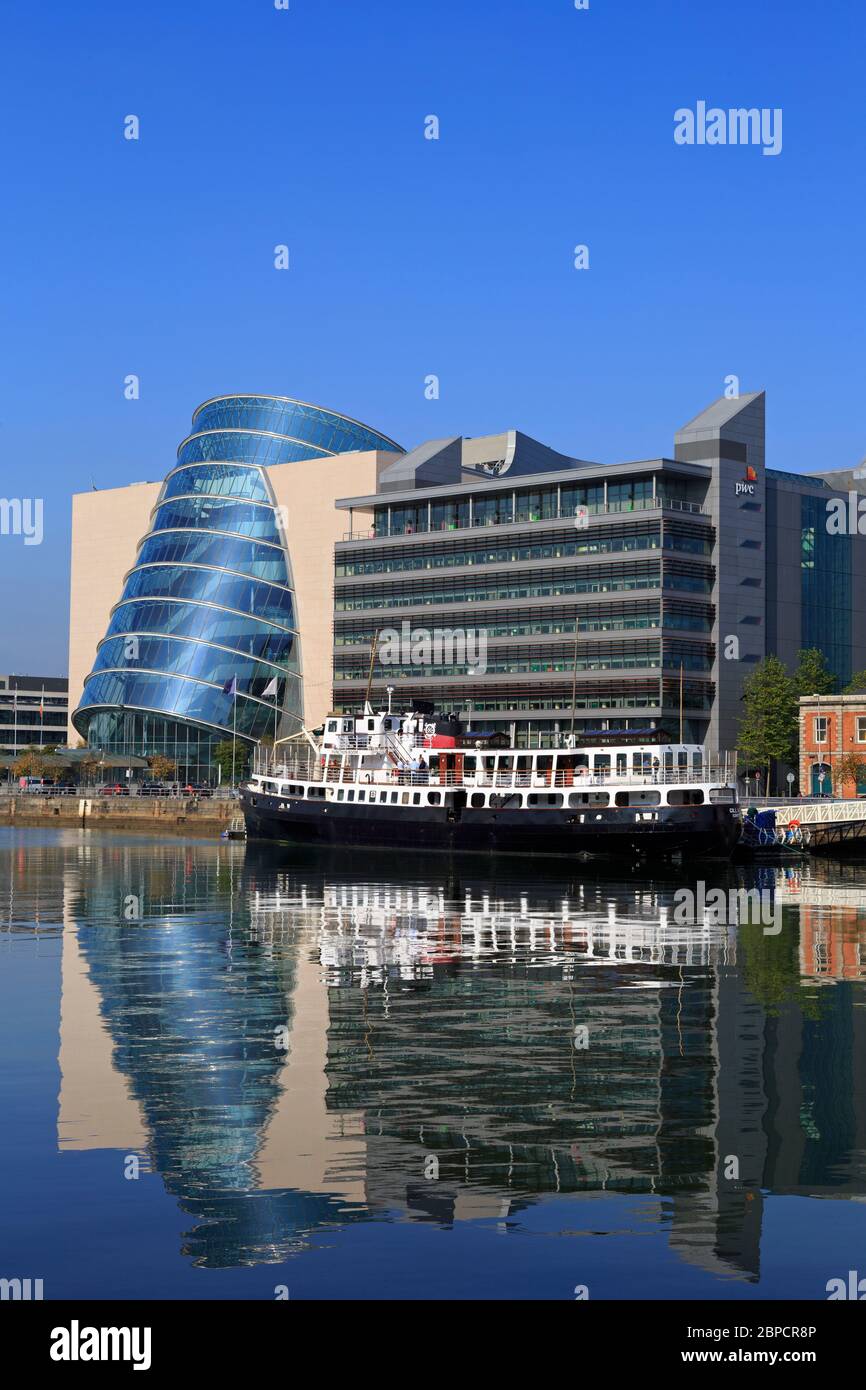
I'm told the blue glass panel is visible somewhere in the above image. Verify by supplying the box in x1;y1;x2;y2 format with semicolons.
161;463;269;501
152;496;279;539
105;600;298;661
176;432;331;468
118;566;295;627
189;397;401;454
77;671;301;740
90;635;299;690
134;532;287;582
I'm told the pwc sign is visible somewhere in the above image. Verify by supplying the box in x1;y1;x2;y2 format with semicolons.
735;465;758;497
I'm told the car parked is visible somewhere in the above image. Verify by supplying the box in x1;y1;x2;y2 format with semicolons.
182;782;214;798
98;783;130;797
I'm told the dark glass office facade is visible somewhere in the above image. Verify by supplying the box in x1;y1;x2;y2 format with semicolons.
800;493;853;688
73;396;401;779
333;472;716;747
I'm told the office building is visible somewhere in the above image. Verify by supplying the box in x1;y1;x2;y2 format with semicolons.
0;674;69;756
68;389;866;773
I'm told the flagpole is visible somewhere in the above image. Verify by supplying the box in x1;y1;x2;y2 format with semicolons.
232;692;237;790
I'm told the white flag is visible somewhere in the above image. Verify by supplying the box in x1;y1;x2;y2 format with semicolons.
262;677;279;698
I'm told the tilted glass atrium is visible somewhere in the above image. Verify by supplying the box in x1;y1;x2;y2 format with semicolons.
73;396;401;780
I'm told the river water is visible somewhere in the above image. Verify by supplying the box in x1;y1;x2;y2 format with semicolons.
2;826;865;1300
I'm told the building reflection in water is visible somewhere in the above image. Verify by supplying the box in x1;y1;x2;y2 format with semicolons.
30;840;866;1279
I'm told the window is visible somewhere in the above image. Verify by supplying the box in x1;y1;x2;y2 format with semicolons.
814;716;828;743
857;717;866;743
615;790;661;807
470;792;486;807
667;789;704;806
427;791;441;805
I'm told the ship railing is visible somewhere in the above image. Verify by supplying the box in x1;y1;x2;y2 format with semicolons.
253;765;736;790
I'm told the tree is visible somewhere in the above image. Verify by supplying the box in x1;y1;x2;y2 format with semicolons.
738;656;799;795
794;648;836;695
213;740;250;785
12;745;46;780
835;751;866;796
844;670;866;694
149;755;176;782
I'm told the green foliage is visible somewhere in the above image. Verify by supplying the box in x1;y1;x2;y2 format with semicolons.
844;669;866;694
213;740;250;784
738;655;799;787
739;918;823;1020
793;648;836;696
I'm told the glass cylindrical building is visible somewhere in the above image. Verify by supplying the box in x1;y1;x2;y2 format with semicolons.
73;395;401;780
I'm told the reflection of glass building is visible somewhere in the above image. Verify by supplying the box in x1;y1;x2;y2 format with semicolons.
50;846;866;1287
71;396;401;779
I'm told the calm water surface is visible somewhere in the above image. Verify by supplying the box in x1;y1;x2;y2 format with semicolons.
2;826;865;1300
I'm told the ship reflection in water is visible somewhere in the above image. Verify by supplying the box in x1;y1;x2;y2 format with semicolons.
3;830;866;1298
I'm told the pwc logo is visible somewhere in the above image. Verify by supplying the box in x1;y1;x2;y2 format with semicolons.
736;466;758;497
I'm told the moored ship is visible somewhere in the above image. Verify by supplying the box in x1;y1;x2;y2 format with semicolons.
239;708;741;860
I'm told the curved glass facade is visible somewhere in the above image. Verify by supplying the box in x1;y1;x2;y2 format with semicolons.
73;395;401;779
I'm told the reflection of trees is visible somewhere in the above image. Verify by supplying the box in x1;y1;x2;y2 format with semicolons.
739;916;823;1019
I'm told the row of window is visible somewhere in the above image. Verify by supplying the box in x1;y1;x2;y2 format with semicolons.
813;715;866;742
335;649;713;681
0;712;68;726
307;785;711;808
336;528;710;577
334;567;712;611
371;480;698;536
333;687;713;714
334;606;713;647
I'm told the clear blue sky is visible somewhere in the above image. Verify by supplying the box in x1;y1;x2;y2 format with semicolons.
1;0;864;675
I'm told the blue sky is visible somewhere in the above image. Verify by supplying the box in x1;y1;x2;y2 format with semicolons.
1;0;864;674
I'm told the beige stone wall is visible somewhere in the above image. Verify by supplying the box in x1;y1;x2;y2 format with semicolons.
67;483;159;744
267;450;381;729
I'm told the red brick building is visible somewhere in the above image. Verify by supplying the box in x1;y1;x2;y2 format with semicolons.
799;694;866;797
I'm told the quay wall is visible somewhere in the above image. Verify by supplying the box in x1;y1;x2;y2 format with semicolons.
0;795;236;838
